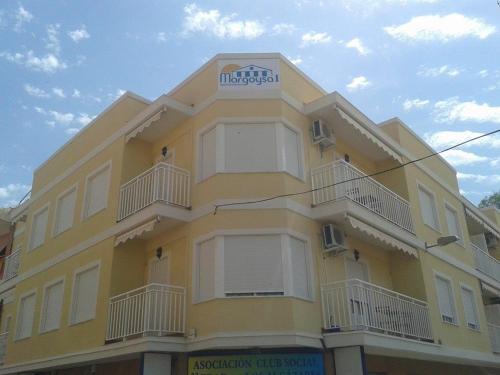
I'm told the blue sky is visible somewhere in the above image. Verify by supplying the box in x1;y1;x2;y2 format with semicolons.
0;0;499;207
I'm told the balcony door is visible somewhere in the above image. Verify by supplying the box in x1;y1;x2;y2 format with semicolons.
345;258;371;329
148;253;170;285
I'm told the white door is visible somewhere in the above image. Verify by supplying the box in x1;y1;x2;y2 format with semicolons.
148;254;170;285
345;258;371;328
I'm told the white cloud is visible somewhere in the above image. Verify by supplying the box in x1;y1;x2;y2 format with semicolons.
346;76;372;91
65;128;80;135
403;98;429;110
24;84;50;98
183;3;265;39
440;149;490;166
384;13;495;42
345;38;370;55
34;106;46;114
76;113;94;126
72;89;81;98
68;25;90;42
434;98;500;124
52;87;66;98
272;23;296;35
45;24;61;54
0;183;31;207
49;110;74;125
457;172;500;185
2;50;68;73
301;31;331;47
0;51;24;64
287;56;303;65
418;65;461;77
478;69;488;78
424;130;500;149
14;5;33;32
116;89;126;98
157;32;167;42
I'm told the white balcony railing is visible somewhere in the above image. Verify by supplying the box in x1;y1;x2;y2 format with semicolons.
489;323;500;353
2;249;20;282
0;332;8;364
471;244;500;283
106;283;185;341
118;163;190;221
311;160;414;233
321;279;433;341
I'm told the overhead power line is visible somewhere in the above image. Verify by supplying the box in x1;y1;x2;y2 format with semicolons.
213;128;500;215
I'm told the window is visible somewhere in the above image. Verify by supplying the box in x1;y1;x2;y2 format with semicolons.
30;205;49;250
196;238;215;302
200;127;217;180
198;122;304;181
70;264;99;324
418;185;439;230
83;163;110;219
225;124;277;172
194;232;313;302
224;235;283;296
461;286;480;330
445;204;463;245
40;279;64;333
15;292;36;340
54;187;77;235
435;275;457;324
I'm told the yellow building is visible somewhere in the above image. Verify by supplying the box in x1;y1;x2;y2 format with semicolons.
1;53;499;375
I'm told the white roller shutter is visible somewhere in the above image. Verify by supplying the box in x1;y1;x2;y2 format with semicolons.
71;265;99;324
445;205;462;243
435;276;456;323
290;237;310;299
41;281;64;332
461;287;479;329
200;127;216;180
30;207;48;249
284;126;302;178
418;187;439;230
55;188;76;235
197;239;215;301
16;293;36;339
225;124;277;172
224;235;283;295
85;166;110;218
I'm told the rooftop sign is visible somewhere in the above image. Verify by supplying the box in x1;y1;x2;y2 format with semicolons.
218;59;280;90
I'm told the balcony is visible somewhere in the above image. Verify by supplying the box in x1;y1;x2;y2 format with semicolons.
0;332;7;364
471;243;500;283
321;279;433;342
489;323;500;354
2;249;20;282
106;284;185;342
311;160;414;234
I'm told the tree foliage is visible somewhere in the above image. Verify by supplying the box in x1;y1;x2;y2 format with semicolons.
479;191;500;209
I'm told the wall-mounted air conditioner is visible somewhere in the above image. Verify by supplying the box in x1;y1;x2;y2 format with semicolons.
311;119;335;148
322;224;347;256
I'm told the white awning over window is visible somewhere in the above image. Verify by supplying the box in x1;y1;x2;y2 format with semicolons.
114;218;159;246
125;106;166;143
465;207;500;239
346;216;418;257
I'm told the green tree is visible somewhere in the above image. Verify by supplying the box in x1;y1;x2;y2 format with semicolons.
478;191;500;209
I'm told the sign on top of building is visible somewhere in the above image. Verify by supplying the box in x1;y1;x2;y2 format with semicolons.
218;59;280;90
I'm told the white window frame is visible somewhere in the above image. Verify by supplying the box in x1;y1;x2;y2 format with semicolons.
39;276;65;334
460;283;480;331
433;271;458;326
196;118;305;183
14;289;37;341
443;201;464;246
28;202;50;251
192;229;314;303
69;261;101;326
417;182;441;232
81;161;112;221
52;183;78;237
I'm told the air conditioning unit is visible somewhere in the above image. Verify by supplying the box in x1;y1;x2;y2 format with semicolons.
485;233;498;249
322;224;347;255
311;120;335;148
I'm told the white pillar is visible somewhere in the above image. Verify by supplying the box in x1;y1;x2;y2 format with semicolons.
142;353;171;375
334;346;366;375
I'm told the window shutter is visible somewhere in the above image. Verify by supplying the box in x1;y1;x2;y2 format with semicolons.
284;126;301;178
31;207;48;249
224;235;283;294
41;281;64;332
436;276;455;322
225;124;277;172
290;237;310;299
201;128;216;180
198;239;215;301
16;293;36;339
461;287;479;329
418;187;438;229
55;188;76;234
445;206;462;243
72;266;99;323
85;167;109;218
